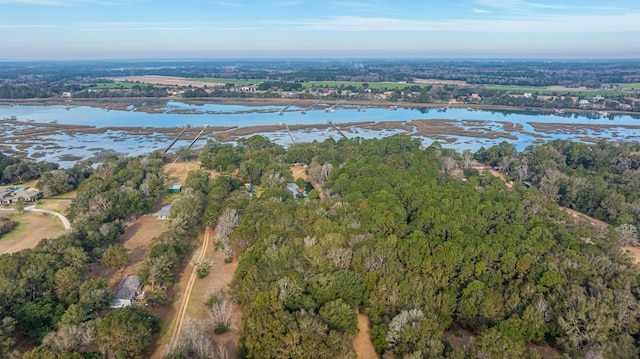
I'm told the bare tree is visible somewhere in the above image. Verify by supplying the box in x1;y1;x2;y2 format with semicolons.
42;325;84;353
215;208;240;240
461;149;474;168
174;318;215;359
514;157;529;181
386;309;424;346
209;299;234;334
326;247;353;269
616;224;639;246
308;162;333;186
440;156;456;175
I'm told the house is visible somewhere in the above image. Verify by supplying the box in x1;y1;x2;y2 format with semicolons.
579;100;590;107
0;186;13;204
168;184;182;194
0;186;43;205
110;275;143;308
523;93;533;99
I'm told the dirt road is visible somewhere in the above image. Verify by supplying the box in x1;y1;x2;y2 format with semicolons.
168;228;212;350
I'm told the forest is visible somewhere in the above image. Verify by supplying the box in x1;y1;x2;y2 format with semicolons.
1;136;640;358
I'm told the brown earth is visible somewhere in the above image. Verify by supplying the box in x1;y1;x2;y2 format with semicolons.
163;162;205;184
413;79;470;86
86;216;169;288
0;212;64;254
107;76;226;88
353;311;378;359
622;246;640;264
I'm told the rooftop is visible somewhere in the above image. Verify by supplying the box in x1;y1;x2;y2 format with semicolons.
114;275;142;301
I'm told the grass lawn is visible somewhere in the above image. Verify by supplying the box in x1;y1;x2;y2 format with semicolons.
191;78;264;85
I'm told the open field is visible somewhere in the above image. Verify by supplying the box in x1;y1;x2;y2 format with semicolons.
191;77;263;85
82;82;151;89
0;212;64;254
618;83;640;90
106;76;225;88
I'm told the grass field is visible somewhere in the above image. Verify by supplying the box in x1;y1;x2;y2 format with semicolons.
618;83;640;90
191;78;264;85
83;82;150;89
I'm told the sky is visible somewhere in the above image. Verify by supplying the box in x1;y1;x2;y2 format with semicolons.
1;0;640;60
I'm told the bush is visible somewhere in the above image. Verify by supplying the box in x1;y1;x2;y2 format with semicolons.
213;322;230;334
196;262;210;279
204;292;220;311
0;216;18;236
146;290;172;307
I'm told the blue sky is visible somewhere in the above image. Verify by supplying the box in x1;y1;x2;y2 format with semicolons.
1;0;640;59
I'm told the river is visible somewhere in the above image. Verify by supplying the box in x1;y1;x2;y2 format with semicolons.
1;101;640;167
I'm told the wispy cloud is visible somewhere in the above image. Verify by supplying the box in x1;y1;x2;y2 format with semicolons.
273;0;302;6
210;1;247;8
0;0;131;6
283;13;640;33
474;0;571;10
76;21;258;32
0;23;56;28
472;8;490;14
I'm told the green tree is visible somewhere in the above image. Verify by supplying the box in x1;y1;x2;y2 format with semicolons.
0;317;19;359
318;299;358;334
101;244;131;269
96;306;159;359
468;327;527;359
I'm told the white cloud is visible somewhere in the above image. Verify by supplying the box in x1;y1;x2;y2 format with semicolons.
0;0;131;6
472;8;490;14
273;0;302;6
210;1;247;8
75;21;258;32
284;13;640;33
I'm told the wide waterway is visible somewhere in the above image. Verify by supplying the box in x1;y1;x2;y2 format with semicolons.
1;101;640;167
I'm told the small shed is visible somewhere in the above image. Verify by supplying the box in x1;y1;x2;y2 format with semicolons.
110;275;143;308
168;184;182;194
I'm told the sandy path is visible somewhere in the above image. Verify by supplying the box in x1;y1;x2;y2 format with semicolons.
622;246;640;264
168;228;212;350
353;311;378;359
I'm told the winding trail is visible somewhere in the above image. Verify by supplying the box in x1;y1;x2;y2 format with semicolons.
168;227;211;350
0;205;71;230
25;205;71;230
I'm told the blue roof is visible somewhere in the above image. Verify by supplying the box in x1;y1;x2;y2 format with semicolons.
13;188;26;193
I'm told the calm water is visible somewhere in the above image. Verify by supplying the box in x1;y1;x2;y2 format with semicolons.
2;102;640;167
